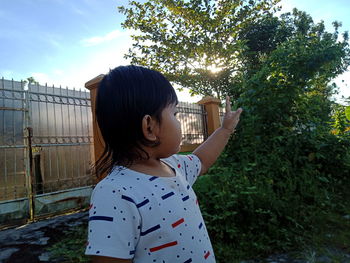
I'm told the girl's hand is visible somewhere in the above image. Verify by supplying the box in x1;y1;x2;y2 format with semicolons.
193;95;243;174
222;96;243;134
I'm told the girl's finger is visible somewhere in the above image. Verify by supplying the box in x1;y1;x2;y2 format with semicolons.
235;108;242;120
236;108;243;116
225;96;231;113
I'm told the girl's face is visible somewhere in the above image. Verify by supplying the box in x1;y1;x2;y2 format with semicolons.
157;103;182;157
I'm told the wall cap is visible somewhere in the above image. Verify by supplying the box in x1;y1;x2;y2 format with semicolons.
85;74;105;90
197;96;221;105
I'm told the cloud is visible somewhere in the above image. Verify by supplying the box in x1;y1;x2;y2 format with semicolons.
28;34;133;89
81;30;128;47
68;44;131;88
31;72;53;85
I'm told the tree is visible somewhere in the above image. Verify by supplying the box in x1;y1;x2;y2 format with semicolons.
331;104;350;135
119;3;350;260
235;9;349;136
191;7;350;260
119;0;281;99
23;76;39;86
192;10;350;261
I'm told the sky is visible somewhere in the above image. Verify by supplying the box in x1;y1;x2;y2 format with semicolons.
0;0;349;104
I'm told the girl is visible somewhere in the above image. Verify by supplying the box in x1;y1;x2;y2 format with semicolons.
85;65;242;263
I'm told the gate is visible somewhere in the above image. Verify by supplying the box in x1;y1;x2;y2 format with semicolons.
177;101;208;145
0;78;94;228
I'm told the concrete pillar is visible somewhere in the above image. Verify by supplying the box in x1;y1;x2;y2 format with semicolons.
85;75;105;167
198;96;221;135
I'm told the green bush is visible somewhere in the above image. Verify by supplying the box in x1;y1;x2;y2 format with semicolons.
192;10;350;261
194;132;350;262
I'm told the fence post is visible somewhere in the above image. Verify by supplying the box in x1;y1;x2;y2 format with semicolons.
198;96;221;136
85;75;105;176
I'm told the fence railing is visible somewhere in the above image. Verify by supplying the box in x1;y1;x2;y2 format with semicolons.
0;76;219;227
177;101;207;145
0;79;26;202
0;78;94;228
28;83;94;193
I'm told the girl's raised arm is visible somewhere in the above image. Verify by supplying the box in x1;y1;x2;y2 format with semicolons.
193;96;242;175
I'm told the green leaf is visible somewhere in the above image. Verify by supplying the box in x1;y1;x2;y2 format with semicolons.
345;106;350;121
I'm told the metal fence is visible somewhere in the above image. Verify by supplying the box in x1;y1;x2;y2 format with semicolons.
0;78;209;227
28;83;94;193
0;79;26;201
0;78;94;227
177;101;208;144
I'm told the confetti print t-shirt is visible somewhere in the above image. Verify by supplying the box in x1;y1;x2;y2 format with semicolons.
85;154;216;262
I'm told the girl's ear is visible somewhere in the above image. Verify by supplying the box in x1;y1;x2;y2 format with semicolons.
141;115;159;142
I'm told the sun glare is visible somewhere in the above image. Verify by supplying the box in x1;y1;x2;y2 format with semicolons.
208;64;222;73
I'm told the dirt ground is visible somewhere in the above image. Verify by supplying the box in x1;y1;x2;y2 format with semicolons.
0;211;88;263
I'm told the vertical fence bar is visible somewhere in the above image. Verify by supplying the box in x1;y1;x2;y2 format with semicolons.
52;85;60;188
85;91;91;144
28;84;34;196
3;79;8;199
24;84;35;221
38;83;41;142
24;127;34;221
79;91;86;186
86;90;92;184
20;80;26;199
67;87;73;184
12;79;16;197
59;86;67;184
73;88;80;179
37;83;41;192
201;104;208;141
45;83;52;192
191;106;195;142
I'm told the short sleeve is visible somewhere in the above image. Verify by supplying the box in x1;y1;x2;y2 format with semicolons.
172;154;202;186
85;182;141;259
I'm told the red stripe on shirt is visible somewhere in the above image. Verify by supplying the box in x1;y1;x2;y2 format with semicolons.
150;241;178;252
172;218;184;228
204;251;210;259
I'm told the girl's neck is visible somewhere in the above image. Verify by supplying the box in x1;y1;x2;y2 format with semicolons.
129;158;176;178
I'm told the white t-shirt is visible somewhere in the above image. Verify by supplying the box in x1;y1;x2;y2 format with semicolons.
85;154;216;262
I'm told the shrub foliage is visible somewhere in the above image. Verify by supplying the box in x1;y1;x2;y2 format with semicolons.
120;1;350;261
194;9;350;262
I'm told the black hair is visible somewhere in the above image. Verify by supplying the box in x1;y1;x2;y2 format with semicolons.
94;65;178;178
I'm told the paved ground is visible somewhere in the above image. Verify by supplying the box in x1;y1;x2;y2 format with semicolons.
0;211;88;263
